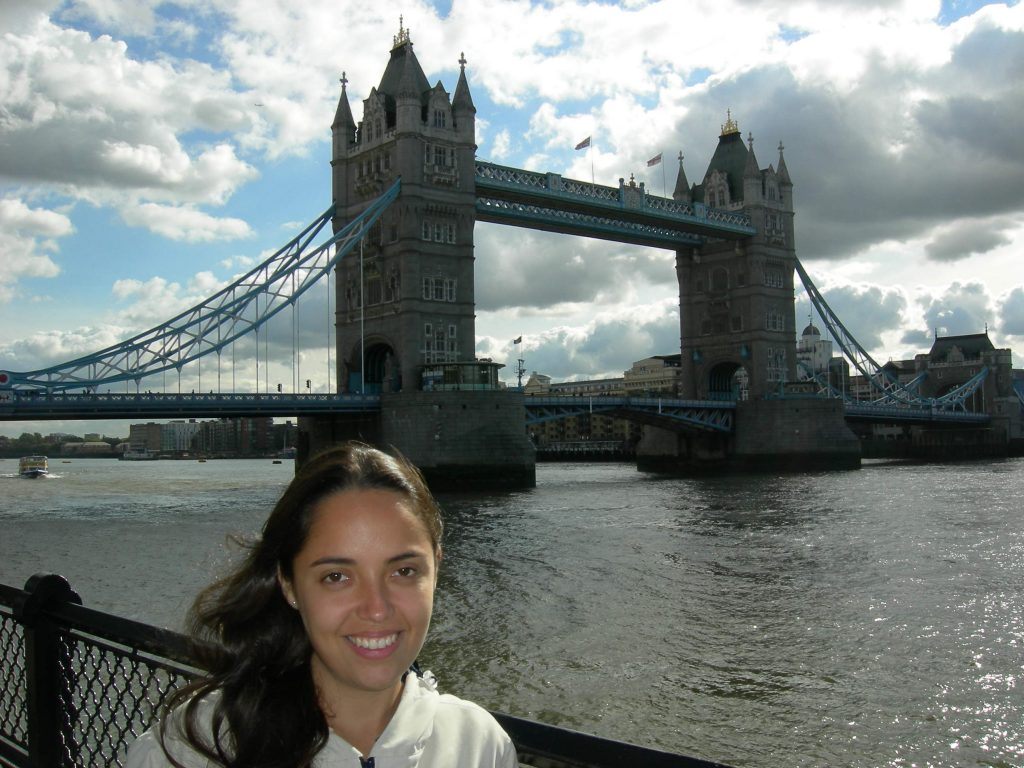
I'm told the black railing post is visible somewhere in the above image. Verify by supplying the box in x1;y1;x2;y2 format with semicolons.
16;574;82;768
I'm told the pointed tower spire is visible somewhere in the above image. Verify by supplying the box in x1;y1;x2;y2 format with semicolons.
453;51;476;114
743;131;760;178
673;151;691;203
776;140;792;185
332;71;356;156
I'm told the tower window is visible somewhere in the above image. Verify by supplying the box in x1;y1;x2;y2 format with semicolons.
422;277;457;303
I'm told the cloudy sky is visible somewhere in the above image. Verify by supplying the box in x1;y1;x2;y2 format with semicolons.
1;0;1022;438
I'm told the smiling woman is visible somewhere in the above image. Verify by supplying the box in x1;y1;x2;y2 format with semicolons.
125;442;517;768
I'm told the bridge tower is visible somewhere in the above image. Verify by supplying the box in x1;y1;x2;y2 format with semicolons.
303;21;535;488
674;112;797;400
639;112;860;472
330;20;478;393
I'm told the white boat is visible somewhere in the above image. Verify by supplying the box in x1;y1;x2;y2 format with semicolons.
19;455;49;478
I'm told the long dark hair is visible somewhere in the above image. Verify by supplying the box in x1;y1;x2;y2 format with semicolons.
157;442;444;768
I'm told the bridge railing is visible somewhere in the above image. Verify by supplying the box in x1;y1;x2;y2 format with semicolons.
0;391;383;420
0;574;731;768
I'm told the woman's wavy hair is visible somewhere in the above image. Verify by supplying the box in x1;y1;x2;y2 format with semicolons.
158;441;443;768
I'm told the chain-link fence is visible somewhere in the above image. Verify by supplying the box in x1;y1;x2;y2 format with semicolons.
1;575;727;768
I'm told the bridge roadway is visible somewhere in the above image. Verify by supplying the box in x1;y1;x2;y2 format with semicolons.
0;391;989;429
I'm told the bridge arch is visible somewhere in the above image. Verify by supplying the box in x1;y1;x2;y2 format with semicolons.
707;361;749;401
345;339;399;394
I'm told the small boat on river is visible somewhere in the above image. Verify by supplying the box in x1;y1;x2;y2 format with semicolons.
18;455;49;478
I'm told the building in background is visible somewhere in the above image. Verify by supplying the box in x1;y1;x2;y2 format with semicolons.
124;417;295;458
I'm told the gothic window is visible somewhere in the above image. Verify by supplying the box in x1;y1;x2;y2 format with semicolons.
367;277;382;305
765;308;785;332
421;276;457;303
765;266;784;288
767;347;787;382
711;267;728;293
433;109;446;128
421;218;456;244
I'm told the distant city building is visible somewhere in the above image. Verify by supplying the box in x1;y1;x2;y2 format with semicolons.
524;355;685;451
623;355;681;397
128;423;163;455
161;420;201;453
126;416;285;457
796;323;832;375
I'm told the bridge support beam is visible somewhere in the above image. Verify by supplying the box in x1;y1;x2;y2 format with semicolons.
636;399;860;473
298;390;536;490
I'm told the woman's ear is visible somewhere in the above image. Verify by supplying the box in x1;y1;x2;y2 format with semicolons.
277;566;298;608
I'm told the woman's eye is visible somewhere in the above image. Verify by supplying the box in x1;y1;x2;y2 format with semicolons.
323;571;348;584
395;566;417;577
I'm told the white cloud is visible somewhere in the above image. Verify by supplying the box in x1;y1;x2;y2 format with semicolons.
118;202;252;242
2;0;1024;407
0;198;71;302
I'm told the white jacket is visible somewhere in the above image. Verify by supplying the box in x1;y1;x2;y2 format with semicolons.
126;673;518;768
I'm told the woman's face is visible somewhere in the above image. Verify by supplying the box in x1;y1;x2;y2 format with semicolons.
279;488;438;707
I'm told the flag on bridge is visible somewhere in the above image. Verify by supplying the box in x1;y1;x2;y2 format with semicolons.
647;152;663;167
575;136;591;150
513;336;522;344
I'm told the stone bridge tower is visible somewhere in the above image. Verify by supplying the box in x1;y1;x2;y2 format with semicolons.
330;21;477;393
310;22;534;489
674;112;797;400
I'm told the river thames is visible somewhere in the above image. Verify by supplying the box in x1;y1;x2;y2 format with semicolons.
1;456;1021;767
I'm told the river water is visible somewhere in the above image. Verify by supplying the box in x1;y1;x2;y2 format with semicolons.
1;457;1021;767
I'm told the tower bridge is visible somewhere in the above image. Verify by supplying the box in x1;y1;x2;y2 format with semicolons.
2;23;1021;483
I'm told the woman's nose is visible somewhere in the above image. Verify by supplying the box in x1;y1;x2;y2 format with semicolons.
356;578;392;621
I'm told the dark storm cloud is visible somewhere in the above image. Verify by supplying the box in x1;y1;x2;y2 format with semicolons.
795;284;906;351
919;282;993;336
924;219;1014;262
474;224;674;311
516;310;678;381
667;21;1024;265
900;328;932;348
998;287;1024;335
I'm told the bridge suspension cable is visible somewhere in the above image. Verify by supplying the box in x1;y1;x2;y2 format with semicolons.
795;258;987;411
0;180;401;393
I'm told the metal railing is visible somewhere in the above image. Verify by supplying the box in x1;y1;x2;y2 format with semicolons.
1;574;732;768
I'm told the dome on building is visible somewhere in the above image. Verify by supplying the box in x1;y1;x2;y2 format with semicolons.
802;323;822;338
